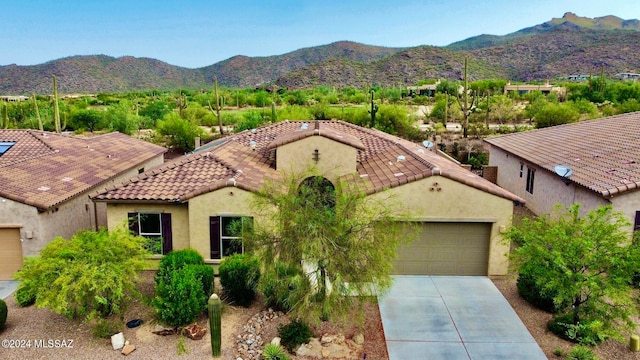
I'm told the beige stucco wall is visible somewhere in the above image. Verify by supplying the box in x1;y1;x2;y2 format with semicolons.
489;147;609;216
188;187;261;263
609;191;640;233
369;176;515;276
275;136;358;181
105;202;190;251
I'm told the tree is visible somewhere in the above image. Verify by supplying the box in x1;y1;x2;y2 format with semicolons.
13;227;148;323
506;204;640;343
244;171;413;325
534;102;580;128
156;112;206;152
70;109;105;132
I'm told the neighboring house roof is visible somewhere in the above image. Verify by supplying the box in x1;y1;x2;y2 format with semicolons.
485;111;640;198
94;120;522;204
0;130;166;210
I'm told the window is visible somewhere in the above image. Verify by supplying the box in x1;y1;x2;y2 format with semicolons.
128;212;172;255
0;142;15;157
634;211;640;232
519;163;524;178
526;168;535;194
210;216;252;259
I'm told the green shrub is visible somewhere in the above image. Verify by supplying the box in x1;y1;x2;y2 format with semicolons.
0;298;7;329
154;266;207;326
517;262;568;313
547;314;607;346
184;264;215;297
12;227;147;322
262;343;290;360
14;282;36;307
260;261;303;312
278;319;313;353
565;345;600;360
155;249;205;286
92;318;121;339
219;254;260;307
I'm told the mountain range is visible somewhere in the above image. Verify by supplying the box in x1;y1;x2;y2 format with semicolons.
1;12;639;95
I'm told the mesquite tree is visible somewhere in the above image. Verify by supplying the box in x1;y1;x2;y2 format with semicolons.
244;170;414;325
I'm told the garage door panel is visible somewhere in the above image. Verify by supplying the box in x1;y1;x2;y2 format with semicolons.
0;227;23;280
392;222;490;276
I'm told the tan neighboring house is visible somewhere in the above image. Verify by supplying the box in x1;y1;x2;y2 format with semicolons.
0;130;166;280
485;111;640;232
94;120;523;277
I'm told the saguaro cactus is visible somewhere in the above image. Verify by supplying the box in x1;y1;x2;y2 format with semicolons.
32;94;43;131
368;90;378;128
53;76;61;133
208;294;221;357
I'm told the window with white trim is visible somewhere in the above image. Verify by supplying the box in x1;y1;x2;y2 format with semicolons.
210;216;252;259
526;168;535;194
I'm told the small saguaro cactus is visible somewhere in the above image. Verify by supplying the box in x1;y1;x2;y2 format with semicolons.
208;294;221;357
368;90;378;128
52;75;61;133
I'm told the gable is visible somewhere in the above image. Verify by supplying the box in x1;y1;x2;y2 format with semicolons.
275;136;358;180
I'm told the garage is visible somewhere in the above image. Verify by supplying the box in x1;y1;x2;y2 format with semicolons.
0;225;23;280
392;222;491;276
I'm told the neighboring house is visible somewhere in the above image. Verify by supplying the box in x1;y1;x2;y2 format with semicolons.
0;130;166;280
503;81;566;97
485;111;640;232
93;120;523;276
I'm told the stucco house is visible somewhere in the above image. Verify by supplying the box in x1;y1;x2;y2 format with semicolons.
0;130;166;280
94;120;523;276
485;111;640;231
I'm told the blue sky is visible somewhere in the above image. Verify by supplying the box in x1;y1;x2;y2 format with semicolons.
1;0;638;69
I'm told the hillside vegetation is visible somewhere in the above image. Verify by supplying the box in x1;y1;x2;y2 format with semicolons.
0;13;639;94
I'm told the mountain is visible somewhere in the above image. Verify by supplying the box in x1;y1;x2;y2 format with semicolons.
447;12;640;50
0;14;639;94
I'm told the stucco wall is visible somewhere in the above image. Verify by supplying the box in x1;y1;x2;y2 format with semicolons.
0;199;41;257
105;202;190;251
609;191;640;233
275;137;357;181
489;147;609;216
369;176;515;276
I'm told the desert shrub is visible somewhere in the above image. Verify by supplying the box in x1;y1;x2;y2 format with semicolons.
184;264;215;297
92;318;121;339
278;319;313;352
219;254;260;307
565;345;600;360
14;280;36;307
547;313;607;346
262;343;290;360
517;266;563;313
12;227;147;321
260;261;303;312
155;249;205;286
0;298;7;329
154;265;208;326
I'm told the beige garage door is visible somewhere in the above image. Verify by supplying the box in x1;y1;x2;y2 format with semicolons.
0;226;23;280
393;222;491;276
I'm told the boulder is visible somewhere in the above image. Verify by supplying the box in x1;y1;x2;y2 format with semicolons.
111;332;125;350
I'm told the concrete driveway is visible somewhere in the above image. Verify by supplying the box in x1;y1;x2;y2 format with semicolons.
0;281;19;300
378;276;546;360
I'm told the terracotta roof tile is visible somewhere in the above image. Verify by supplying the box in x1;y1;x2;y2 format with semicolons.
0;130;166;209
485;111;640;197
95;121;522;203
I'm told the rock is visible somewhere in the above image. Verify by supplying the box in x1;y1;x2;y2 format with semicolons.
152;324;177;336
271;337;281;346
353;333;365;345
181;323;207;340
121;344;136;356
111;332;125;350
322;348;330;358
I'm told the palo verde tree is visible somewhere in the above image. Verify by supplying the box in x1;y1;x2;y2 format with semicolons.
506;204;640;343
244;170;413;325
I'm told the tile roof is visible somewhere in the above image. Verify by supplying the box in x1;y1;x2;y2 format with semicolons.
0;130;166;210
94;120;523;203
484;111;640;197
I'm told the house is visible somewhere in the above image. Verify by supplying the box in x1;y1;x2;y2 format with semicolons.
0;130;166;280
503;81;565;97
93;120;523;276
485;111;640;232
